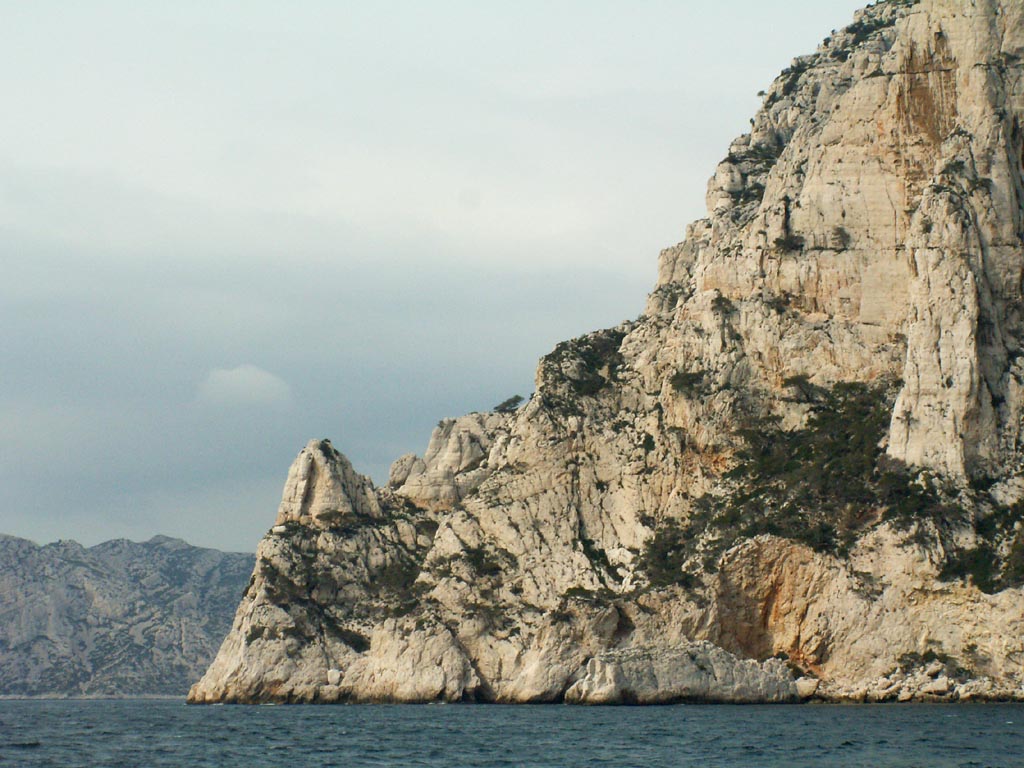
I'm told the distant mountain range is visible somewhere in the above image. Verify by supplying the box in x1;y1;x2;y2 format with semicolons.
0;534;252;697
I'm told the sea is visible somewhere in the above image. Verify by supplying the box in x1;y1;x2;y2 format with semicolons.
0;700;1021;767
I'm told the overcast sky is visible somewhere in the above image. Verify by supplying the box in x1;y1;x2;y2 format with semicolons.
1;1;865;552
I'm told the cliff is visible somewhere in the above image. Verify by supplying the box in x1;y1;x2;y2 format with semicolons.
191;0;1024;704
0;535;253;697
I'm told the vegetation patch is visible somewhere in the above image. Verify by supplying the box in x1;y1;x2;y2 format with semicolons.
846;13;898;47
764;294;792;314
1003;534;1024;586
724;381;962;554
463;546;505;577
897;649;971;678
939;501;1024;594
939;545;997;593
563;585;617;603
464;600;509;630
726;143;781;166
374;556;420;597
729;181;766;206
539;328;627;412
774;234;806;253
494;395;524;413
640;523;698;589
780;59;812;98
671;369;707;395
832;226;852;249
651;382;969;579
711;295;736;315
581;537;623;583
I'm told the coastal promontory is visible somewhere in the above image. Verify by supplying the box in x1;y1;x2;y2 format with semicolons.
191;0;1024;704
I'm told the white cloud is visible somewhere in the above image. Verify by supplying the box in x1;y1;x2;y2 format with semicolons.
198;365;291;407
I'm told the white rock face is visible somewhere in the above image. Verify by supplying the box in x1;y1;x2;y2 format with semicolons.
191;0;1024;705
394;413;512;509
276;440;381;526
564;643;796;704
652;0;1024;481
795;677;820;699
333;621;481;703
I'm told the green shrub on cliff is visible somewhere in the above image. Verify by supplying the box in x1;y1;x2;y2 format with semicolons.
641;523;698;588
652;381;966;578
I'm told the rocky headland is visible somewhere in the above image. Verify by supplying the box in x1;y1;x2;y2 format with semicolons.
0;534;252;697
191;0;1024;704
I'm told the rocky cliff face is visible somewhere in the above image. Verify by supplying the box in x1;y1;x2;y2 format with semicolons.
191;0;1024;704
0;535;252;696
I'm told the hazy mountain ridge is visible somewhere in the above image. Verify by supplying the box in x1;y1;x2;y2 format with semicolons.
0;534;252;696
191;0;1024;704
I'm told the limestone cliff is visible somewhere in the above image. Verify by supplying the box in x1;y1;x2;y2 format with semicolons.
191;0;1024;704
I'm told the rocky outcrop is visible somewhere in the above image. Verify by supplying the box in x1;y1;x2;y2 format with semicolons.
563;643;797;704
191;0;1024;704
390;413;513;510
276;439;381;526
0;534;252;697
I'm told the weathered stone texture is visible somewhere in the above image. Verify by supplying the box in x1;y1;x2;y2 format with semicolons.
190;0;1024;704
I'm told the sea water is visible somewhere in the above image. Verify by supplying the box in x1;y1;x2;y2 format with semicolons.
0;699;1021;767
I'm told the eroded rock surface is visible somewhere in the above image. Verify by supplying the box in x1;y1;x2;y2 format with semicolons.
564;643;796;704
191;0;1024;704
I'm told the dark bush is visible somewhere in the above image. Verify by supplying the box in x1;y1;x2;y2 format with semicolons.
845;13;897;46
939;546;997;593
463;546;503;577
711;295;736;314
375;556;420;596
764;294;792;314
671;369;707;394
540;328;627;408
494;395;524;413
774;234;806;252
941;502;1024;593
549;609;573;624
782;374;825;403
780;60;811;97
641;524;697;588
702;381;926;557
580;537;620;582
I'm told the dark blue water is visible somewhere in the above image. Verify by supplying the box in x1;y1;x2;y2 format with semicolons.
0;700;1021;767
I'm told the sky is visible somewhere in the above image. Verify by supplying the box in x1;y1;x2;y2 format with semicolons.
0;0;866;552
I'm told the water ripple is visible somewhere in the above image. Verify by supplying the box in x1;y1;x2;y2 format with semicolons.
0;700;1021;767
